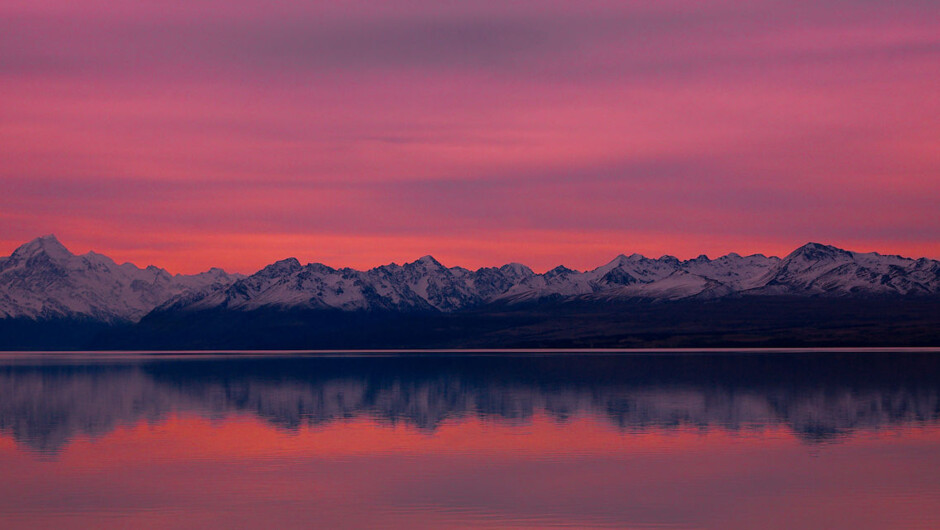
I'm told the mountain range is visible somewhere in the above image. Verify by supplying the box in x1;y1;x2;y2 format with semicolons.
1;235;939;349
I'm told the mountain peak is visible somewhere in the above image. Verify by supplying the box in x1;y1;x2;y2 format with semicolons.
257;257;302;277
499;263;534;277
786;242;851;262
413;255;443;267
11;234;73;262
545;265;576;277
802;242;837;250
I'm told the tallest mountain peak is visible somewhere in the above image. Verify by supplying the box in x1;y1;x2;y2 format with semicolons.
11;234;73;261
786;242;851;261
413;255;444;267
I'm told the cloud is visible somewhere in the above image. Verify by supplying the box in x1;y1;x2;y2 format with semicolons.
1;0;938;272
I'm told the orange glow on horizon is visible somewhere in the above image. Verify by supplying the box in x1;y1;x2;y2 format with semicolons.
2;231;939;276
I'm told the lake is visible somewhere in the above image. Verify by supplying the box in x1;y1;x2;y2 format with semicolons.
0;350;938;528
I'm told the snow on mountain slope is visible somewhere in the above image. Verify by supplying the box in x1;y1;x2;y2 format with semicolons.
493;254;688;303
682;253;779;289
602;254;682;283
168;256;537;313
465;263;536;300
0;235;241;322
496;265;597;303
595;270;734;301
370;256;480;311
3;237;938;321
167;257;454;313
749;243;940;296
116;242;940;315
494;252;777;303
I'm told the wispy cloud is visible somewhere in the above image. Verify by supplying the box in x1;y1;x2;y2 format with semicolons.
1;0;938;272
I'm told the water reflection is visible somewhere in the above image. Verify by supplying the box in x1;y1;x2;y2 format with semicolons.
2;352;938;453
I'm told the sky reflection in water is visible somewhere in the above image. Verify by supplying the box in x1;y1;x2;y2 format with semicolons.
0;352;938;528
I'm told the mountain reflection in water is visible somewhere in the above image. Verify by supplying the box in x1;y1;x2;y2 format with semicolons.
1;351;938;453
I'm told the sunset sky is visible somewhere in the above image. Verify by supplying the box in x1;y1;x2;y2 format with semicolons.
2;0;938;274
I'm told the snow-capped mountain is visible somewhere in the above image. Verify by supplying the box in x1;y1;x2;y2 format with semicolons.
159;242;938;315
2;237;939;323
498;252;780;302
749;242;940;296
0;235;241;322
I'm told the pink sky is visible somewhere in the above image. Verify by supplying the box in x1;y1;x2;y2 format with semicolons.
1;1;938;273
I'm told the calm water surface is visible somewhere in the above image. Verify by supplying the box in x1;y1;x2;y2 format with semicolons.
0;350;939;529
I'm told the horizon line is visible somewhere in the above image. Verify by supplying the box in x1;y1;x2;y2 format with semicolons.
3;347;940;357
